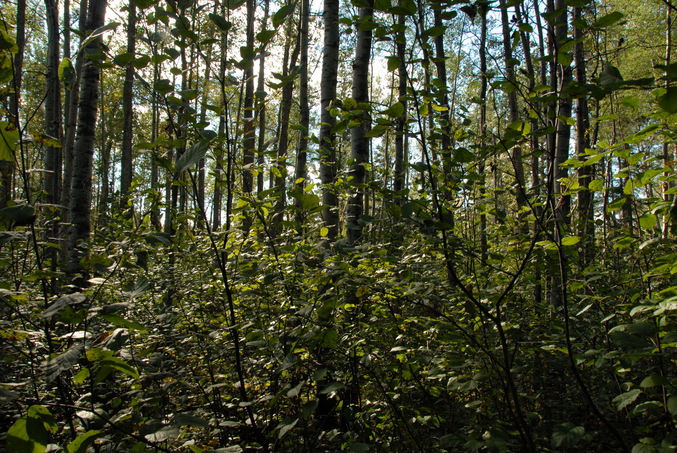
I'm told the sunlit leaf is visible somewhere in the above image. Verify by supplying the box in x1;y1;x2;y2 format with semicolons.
613;389;642;411
593;11;624;29
66;430;101;453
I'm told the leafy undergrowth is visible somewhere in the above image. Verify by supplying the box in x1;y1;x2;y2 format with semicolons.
1;217;676;452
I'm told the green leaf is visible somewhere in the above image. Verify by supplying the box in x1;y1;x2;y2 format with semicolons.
639;213;657;230
81;22;121;48
561;236;581;246
384;102;405;118
154;79;173;95
0;204;35;227
0;29;18;51
208;13;232;31
320;382;345;394
172;413;209;428
667;395;677;415
66;430;101;453
387;56;402;72
640;375;668;388
423;26;445;37
613;389;642;411
7;417;46;453
256;29;276;44
658;86;677;114
175;139;210;172
276;418;298;439
101;313;148;332
97;356;140;381
27;406;57;434
453;147;475;163
593;11;624;29
273;4;294;28
42;344;85;383
552;423;585;449
132;0;159;8
508;120;531;136
588;179;604;191
0;120;19;161
373;0;391;12
41;293;87;319
59;58;76;90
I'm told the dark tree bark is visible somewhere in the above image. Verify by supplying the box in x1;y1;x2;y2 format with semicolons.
273;17;300;235
346;2;374;245
44;0;62;209
256;0;270;198
294;0;310;229
478;3;489;262
550;0;572;220
432;6;452;179
1;0;25;208
44;0;62;271
60;0;89;259
574;6;594;265
499;0;527;215
119;0;136;209
393;10;407;205
319;0;340;241
66;0;107;277
242;0;256;198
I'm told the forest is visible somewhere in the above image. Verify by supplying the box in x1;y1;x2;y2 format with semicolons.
0;0;676;450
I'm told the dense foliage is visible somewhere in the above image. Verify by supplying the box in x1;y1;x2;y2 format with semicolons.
1;0;677;451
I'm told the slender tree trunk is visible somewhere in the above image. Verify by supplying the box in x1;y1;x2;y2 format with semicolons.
273;18;300;235
294;0;310;229
500;0;527;216
664;5;675;236
393;10;407;205
120;0;136;210
517;1;543;305
319;0;340;241
242;0;256;199
44;0;62;208
574;6;594;265
60;0;88;260
433;7;452;179
67;0;107;278
212;3;230;231
551;0;572;220
478;3;489;262
346;2;374;245
256;0;270;198
2;0;26;208
44;0;62;272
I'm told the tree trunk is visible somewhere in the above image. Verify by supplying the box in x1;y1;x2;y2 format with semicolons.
119;0;136;210
44;0;62;210
66;0;107;277
273;17;300;235
2;0;25;208
319;0;340;241
60;0;88;260
346;2;374;245
393;10;407;205
478;3;489;262
294;0;310;229
500;0;527;216
574;6;594;265
242;0;256;198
